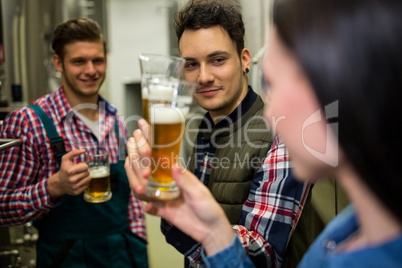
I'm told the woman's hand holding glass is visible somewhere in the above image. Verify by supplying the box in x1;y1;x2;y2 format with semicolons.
124;119;235;256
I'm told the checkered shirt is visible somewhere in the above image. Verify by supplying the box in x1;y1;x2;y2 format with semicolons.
0;87;146;240
184;137;311;267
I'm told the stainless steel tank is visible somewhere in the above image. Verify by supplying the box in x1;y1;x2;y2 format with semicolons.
0;0;107;106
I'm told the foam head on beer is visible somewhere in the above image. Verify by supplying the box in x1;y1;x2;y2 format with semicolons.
150;105;186;147
89;166;109;178
151;105;185;123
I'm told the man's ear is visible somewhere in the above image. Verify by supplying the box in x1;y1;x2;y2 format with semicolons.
52;54;63;73
241;48;251;72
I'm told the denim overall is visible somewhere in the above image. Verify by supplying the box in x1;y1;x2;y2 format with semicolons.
30;105;148;268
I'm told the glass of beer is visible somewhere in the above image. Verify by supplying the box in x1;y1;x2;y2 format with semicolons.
84;148;112;203
138;53;186;122
145;77;196;200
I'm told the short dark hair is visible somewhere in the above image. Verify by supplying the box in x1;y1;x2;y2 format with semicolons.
51;18;106;60
273;0;402;223
174;0;245;56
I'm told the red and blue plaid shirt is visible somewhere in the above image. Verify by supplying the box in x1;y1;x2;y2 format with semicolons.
172;137;311;268
0;87;146;240
235;137;311;267
161;88;311;267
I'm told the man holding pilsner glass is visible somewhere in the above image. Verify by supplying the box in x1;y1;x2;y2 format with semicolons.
145;76;196;200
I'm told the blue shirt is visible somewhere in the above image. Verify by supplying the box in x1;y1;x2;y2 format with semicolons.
298;205;402;268
202;236;255;268
204;205;402;268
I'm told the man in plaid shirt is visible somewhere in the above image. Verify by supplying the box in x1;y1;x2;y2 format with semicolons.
127;1;314;267
0;18;148;267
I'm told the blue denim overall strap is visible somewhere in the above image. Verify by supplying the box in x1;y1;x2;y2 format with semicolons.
32;116;148;268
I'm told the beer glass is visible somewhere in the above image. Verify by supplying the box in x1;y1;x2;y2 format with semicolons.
138;53;185;122
145;77;196;200
84;148;112;203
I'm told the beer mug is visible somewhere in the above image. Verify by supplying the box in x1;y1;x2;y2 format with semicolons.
145;77;196;200
84;148;112;203
138;53;186;122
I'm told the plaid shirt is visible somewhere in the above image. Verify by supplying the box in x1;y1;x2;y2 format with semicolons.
0;87;146;240
168;136;311;268
236;137;311;267
162;88;311;267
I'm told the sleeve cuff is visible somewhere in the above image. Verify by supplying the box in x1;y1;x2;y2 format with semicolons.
41;179;63;208
201;236;255;268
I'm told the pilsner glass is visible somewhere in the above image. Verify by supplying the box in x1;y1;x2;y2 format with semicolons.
145;77;196;200
84;148;112;203
138;53;185;122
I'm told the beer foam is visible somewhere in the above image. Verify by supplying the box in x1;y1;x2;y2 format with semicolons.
148;85;193;105
148;85;174;101
150;105;186;124
89;166;110;178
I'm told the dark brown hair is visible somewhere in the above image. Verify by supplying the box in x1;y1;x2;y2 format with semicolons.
174;0;245;56
51;18;106;60
274;0;402;223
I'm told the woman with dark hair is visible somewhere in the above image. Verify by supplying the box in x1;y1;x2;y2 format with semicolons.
125;0;402;267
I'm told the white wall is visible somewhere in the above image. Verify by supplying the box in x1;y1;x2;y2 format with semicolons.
240;0;273;94
145;214;185;268
107;0;172;118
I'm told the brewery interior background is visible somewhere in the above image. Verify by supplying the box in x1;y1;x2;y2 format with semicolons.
0;0;272;267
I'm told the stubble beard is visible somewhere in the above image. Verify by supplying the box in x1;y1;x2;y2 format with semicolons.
198;74;246;115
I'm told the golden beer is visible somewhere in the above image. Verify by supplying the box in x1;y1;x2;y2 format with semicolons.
147;105;185;199
84;149;112;203
144;77;196;200
142;97;149;122
85;167;111;201
151;121;184;183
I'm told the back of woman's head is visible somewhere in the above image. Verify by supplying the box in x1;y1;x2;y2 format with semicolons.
273;0;402;222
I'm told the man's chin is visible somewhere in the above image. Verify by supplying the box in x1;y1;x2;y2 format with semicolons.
198;103;222;113
77;89;100;99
